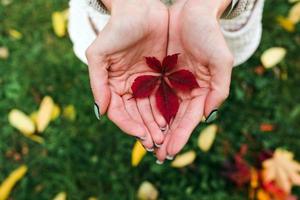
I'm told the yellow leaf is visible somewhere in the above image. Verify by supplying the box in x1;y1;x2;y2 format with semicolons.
37;96;55;133
261;47;287;69
30;111;38;124
0;165;28;200
28;135;45;144
53;192;67;200
171;150;196;168
257;189;271;200
198;124;218;152
137;181;158;200
131;141;147;167
63;105;76;121
88;197;98;200
262;148;300;193
51;104;61;121
8;109;35;136
52;9;68;37
8;29;22;40
0;47;9;60
289;0;300;3
277;16;295;32
288;2;300;23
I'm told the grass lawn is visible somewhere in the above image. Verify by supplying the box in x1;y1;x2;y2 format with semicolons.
0;0;300;199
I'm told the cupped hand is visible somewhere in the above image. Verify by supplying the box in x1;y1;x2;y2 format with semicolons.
86;0;169;149
155;0;234;161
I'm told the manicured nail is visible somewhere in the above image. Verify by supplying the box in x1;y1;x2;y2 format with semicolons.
205;109;218;123
166;155;174;160
146;148;154;152
154;143;162;148
93;102;101;120
156;160;164;165
160;126;167;131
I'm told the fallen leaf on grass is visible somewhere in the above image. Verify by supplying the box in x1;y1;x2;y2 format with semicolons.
37;96;54;133
63;105;76;121
52;9;69;37
131;141;147;167
8;109;35;136
53;192;67;200
277;16;295;32
51;104;61;121
262;149;300;193
198;124;218;152
137;181;158;200
261;47;286;69
0;165;28;200
8;29;22;40
289;2;300;24
260;123;275;132
0;47;9;60
171;150;196;168
257;189;271;200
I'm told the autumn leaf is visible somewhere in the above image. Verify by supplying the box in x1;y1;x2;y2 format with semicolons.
131;54;199;123
0;165;28;200
288;2;300;24
260;123;275;132
51;104;61;121
261;47;286;69
262;148;300;193
131;141;147;167
63;105;76;121
53;192;67;200
137;181;158;200
52;9;69;37
37;96;55;133
257;189;271;200
198;124;218;152
8;109;35;136
171;150;196;168
8;29;22;40
0;47;9;60
277;16;295;32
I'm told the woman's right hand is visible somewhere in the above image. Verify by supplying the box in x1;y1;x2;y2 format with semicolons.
86;0;169;149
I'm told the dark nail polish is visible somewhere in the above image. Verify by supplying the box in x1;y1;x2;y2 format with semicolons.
94;102;101;120
205;109;218;123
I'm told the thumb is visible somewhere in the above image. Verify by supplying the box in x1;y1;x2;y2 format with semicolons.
204;55;233;121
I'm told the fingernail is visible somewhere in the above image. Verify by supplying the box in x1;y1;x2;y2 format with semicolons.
146;148;154;152
205;109;218;123
156;160;164;165
160;126;167;131
166;155;174;160
154;143;162;148
93;102;101;120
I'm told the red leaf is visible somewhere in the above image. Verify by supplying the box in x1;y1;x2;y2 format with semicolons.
145;57;162;72
155;80;179;124
162;54;179;72
131;75;159;98
168;70;199;91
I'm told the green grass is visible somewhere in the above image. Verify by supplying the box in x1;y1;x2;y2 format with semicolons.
0;0;300;199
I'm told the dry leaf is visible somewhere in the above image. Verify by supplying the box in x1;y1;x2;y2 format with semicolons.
198;124;218;152
257;189;271;200
8;109;35;136
137;181;158;200
262;149;300;193
51;104;61;121
261;47;287;69
171;150;196;168
0;165;28;200
131;141;147;167
63;105;76;121
30;111;38;124
37;96;55;133
8;29;22;40
277;16;295;32
53;192;67;200
0;47;9;60
260;123;275;132
289;2;300;23
52;9;69;37
28;135;45;144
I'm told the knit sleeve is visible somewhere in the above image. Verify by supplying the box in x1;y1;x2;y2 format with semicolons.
221;0;265;66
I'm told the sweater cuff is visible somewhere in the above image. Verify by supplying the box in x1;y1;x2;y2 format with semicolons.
222;0;249;19
86;0;109;14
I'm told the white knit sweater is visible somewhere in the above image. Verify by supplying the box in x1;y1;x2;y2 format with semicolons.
68;0;264;66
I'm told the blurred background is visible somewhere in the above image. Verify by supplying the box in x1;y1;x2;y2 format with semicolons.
0;0;300;199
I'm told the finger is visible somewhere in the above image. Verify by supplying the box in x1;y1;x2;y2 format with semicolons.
108;92;147;139
204;46;234;118
137;98;164;146
122;94;154;149
155;133;172;163
169;100;190;132
86;42;111;115
167;94;206;156
149;95;167;130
